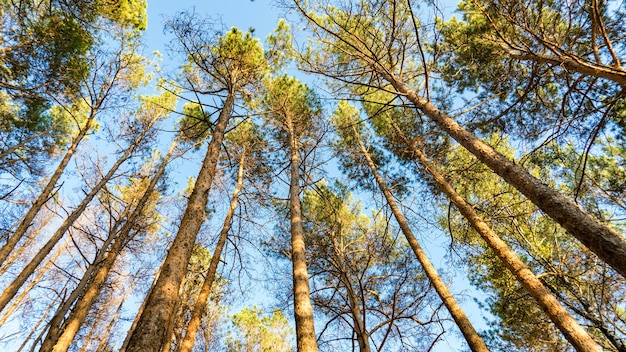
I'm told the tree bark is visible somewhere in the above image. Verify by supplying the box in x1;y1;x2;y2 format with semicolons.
340;271;370;352
385;75;626;279
387;123;602;352
350;124;490;352
179;146;246;352
506;50;626;86
288;122;319;352
123;93;235;352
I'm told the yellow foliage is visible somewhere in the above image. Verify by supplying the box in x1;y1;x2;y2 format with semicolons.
98;0;147;31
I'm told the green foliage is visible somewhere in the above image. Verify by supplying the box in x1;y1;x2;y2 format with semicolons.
587;138;626;206
331;100;410;195
331;100;364;147
47;100;97;143
0;94;95;182
330;100;377;185
0;0;149;187
97;0;148;31
261;74;323;146
357;86;452;180
440;137;626;350
437;0;625;141
170;21;271;146
0;11;91;94
137;89;178;122
31;14;93;89
437;0;590;93
213;27;269;90
225;119;261;148
178;102;211;147
300;0;427;95
436;1;514;93
3;1;625;351
438;139;565;349
265;19;293;72
476;251;570;352
226;306;294;352
118;50;152;91
300;181;437;350
0;0;147;99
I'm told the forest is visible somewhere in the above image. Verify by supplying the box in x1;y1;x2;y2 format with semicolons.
0;0;624;351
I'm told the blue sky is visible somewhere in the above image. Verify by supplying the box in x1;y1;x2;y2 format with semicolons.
145;1;285;61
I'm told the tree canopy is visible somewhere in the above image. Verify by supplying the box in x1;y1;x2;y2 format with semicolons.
0;1;624;352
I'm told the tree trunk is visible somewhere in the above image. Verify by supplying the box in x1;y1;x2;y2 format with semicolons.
288;126;319;352
40;141;177;352
0;112;96;267
350;124;490;352
120;259;164;352
17;297;58;352
95;287;131;352
0;242;64;326
0;212;54;278
0;117;154;313
179;146;246;352
340;271;370;352
388;123;602;352
123;92;235;352
386;75;626;279
505;50;626;86
40;213;127;351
